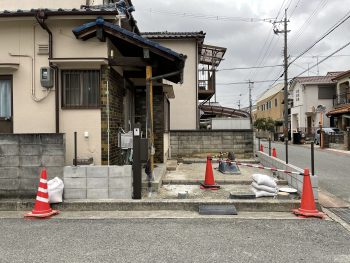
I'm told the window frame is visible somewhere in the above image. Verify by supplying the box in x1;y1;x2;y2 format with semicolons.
61;69;101;109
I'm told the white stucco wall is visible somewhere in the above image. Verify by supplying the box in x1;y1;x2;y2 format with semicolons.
152;39;198;130
0;18;108;165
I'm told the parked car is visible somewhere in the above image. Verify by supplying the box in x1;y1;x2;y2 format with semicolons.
314;127;340;145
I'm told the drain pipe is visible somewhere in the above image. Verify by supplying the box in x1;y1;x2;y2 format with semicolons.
35;10;59;133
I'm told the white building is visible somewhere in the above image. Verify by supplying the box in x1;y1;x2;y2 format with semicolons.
289;72;342;136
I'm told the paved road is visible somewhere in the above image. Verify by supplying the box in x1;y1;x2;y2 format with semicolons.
258;140;350;203
0;218;349;263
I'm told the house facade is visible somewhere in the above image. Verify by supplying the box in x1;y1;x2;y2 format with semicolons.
255;83;285;132
326;70;350;131
0;0;185;165
289;72;340;137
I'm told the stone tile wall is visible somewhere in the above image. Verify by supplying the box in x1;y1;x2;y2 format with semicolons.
0;134;65;198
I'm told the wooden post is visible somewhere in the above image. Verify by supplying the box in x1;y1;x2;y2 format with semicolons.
146;65;154;181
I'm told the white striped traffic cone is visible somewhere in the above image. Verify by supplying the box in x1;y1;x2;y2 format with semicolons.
24;169;59;218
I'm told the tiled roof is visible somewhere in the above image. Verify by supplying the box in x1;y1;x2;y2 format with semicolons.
0;7;119;17
332;70;350;81
293;72;344;85
142;31;206;40
326;103;350;117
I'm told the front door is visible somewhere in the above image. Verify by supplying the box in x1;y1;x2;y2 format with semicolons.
0;76;13;133
307;116;312;135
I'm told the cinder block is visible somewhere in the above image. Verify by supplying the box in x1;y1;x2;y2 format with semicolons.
0;167;18;179
18;167;41;179
42;144;65;156
40;134;64;144
87;166;108;178
0;156;19;167
109;188;132;199
64;166;86;178
19;134;41;144
64;177;86;189
109;177;132;188
0;134;18;145
124;165;132;176
109;166;123;177
19;178;39;190
46;166;64;179
64;189;86;199
0;144;19;156
19;145;41;156
87;189;108;199
41;155;65;167
19;156;41;166
0;179;20;190
87;178;108;189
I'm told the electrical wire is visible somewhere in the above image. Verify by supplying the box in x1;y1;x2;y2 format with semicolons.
218;64;283;71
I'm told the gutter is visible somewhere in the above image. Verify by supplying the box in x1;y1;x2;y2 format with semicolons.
35;10;59;134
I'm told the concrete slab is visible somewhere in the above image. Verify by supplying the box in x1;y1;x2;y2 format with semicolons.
166;160;178;171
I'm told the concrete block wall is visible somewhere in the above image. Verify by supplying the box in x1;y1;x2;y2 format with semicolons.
64;165;132;199
0;134;65;198
257;151;318;200
170;130;254;159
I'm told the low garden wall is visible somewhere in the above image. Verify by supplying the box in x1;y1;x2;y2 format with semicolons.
0;134;65;198
170;130;254;159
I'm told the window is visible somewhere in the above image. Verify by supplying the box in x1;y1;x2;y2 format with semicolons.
0;78;11;118
275;98;278;107
269;101;272;109
295;89;300;102
62;70;100;108
318;85;336;99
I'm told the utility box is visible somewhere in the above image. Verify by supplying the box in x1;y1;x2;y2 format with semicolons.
40;67;54;88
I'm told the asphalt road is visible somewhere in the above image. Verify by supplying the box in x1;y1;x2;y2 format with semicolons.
0;218;349;263
258;140;350;203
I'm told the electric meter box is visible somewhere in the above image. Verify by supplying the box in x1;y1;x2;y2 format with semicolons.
40;67;54;88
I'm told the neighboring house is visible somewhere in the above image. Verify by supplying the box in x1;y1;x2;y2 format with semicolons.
289;72;341;137
255;83;285;133
142;32;226;130
326;70;350;131
0;0;186;165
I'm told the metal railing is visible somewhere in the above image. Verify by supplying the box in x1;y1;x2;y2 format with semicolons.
333;92;350;106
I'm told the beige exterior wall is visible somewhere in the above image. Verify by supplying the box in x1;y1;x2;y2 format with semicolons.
0;0;104;10
153;39;198;130
256;92;284;121
0;18;109;164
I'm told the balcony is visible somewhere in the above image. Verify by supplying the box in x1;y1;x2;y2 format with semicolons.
197;44;226;101
333;92;350;107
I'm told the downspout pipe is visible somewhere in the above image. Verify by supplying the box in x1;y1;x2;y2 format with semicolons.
35;10;59;133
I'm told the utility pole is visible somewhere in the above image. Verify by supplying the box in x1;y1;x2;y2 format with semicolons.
248;81;253;126
274;9;290;163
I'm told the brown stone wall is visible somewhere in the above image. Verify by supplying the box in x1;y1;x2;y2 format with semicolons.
100;66;124;165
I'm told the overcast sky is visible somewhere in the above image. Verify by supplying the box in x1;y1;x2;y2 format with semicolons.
132;0;350;108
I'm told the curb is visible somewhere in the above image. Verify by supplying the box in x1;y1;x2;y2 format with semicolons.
162;179;289;185
0;199;301;212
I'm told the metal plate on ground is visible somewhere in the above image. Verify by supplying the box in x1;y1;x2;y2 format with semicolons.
199;205;237;215
229;191;255;199
329;208;350;224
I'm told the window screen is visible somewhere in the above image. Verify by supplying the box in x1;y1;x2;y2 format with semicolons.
62;70;100;108
318;85;336;99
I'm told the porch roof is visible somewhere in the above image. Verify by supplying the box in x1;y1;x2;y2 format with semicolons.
326;103;350;117
72;18;186;83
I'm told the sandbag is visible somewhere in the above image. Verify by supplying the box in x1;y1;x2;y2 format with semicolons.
251;181;278;193
252;173;277;188
251;187;277;198
48;177;64;203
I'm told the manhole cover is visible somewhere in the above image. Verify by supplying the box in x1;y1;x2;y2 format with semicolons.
329;208;350;224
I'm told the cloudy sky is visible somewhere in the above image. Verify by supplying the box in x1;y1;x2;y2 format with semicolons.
132;0;350;108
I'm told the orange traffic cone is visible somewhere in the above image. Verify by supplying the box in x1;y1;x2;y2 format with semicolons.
200;156;220;190
272;148;277;158
292;169;324;219
25;169;59;219
260;144;264;152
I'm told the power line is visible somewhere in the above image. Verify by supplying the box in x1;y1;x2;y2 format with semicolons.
289;10;350;66
142;9;274;22
218;64;283;71
289;0;302;19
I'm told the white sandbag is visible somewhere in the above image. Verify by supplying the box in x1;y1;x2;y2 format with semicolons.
252;173;277;188
251;187;277;198
48;177;64;203
251;182;278;193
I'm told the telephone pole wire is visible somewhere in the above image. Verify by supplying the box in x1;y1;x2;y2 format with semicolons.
248;81;253;126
